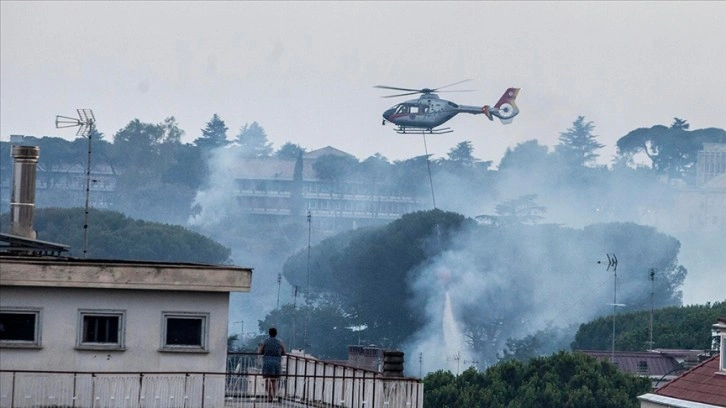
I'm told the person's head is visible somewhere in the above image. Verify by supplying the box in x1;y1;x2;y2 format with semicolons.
269;327;277;337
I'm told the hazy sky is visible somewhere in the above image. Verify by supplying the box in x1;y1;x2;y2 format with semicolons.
2;1;724;165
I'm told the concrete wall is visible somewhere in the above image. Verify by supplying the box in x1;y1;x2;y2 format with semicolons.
0;286;230;373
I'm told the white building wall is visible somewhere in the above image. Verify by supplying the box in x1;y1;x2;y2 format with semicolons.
0;286;230;373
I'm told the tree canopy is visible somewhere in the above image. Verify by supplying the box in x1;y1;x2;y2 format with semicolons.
194;113;230;150
280;209;687;362
555;116;604;167
424;351;651;408
235;121;273;157
572;301;726;351
616;118;726;181
275;142;305;160
1;208;231;263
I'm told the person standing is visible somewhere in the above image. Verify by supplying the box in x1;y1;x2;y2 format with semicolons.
260;327;286;402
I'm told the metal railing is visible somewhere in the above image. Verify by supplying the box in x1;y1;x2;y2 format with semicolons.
0;353;422;408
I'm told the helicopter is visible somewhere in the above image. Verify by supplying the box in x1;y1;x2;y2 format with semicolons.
375;80;520;134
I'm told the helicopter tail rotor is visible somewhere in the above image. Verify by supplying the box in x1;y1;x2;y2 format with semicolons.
483;88;520;124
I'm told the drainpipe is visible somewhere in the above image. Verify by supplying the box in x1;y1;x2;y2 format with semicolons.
10;145;40;239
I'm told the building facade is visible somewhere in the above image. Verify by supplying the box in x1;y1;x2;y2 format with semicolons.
0;255;252;373
232;146;420;233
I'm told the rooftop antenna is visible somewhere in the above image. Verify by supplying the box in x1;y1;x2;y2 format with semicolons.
419;352;423;378
233;320;244;348
304;211;312;350
597;253;621;362
55;109;95;258
291;285;299;350
447;351;461;375
648;268;656;349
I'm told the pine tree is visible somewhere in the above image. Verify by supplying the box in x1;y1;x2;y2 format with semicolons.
555;116;604;167
194;114;229;150
236;121;273;157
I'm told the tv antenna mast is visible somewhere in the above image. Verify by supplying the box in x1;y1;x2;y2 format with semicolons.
55;109;95;258
648;268;656;349
598;253;623;362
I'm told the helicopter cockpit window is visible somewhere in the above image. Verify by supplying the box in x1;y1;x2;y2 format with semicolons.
396;104;422;115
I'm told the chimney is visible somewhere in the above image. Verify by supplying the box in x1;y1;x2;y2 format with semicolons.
382;350;405;377
10;145;40;239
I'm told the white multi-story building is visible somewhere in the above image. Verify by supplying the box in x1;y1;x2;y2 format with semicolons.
233;146;420;233
0;252;252;373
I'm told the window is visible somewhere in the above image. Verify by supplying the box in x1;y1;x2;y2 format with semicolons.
0;308;41;347
721;336;726;372
161;312;209;352
77;310;125;350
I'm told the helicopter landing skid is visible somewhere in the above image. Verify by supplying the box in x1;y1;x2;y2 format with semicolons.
395;126;453;135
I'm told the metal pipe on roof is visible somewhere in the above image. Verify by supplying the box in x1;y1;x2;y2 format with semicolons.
10;145;40;239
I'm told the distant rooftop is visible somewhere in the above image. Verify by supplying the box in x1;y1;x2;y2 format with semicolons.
581;350;694;378
0;233;69;256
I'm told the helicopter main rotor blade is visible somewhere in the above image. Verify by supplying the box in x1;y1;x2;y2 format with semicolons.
380;91;423;98
373;85;422;92
433;79;474;91
433;89;476;93
375;80;476;98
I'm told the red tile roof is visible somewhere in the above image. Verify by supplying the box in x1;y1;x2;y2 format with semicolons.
654;354;726;406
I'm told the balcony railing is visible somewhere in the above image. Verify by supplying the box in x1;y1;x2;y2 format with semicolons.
0;353;422;408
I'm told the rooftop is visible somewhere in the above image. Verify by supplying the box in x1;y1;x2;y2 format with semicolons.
581;350;693;377
645;354;726;406
0;253;252;293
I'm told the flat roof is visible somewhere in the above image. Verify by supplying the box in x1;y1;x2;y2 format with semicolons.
0;255;252;293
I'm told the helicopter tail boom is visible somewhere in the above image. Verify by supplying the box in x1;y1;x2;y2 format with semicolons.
483;88;520;124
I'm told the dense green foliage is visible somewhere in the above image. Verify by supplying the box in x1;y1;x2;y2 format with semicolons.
283;209;470;351
616;119;726;181
424;351;652;408
572;301;726;351
281;208;687;362
1;208;231;263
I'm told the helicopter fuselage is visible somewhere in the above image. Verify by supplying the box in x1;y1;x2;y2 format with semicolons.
382;94;480;131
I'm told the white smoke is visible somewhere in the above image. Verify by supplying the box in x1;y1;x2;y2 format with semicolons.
188;146;240;227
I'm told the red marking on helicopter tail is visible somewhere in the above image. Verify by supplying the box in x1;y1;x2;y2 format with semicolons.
494;88;520;109
482;105;493;121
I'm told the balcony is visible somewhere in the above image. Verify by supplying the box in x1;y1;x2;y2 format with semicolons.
0;353;422;408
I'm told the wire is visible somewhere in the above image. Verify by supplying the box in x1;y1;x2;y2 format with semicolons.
422;133;436;209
